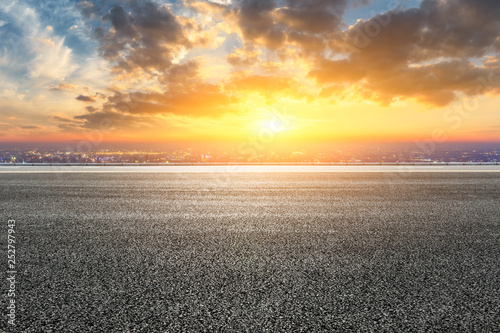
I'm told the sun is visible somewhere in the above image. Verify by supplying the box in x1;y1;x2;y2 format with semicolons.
256;114;293;135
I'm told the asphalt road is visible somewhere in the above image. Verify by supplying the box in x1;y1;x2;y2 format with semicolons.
1;172;499;332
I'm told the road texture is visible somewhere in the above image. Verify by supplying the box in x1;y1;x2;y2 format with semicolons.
0;171;499;332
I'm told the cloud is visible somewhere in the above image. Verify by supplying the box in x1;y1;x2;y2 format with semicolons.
209;0;233;5
103;85;236;117
187;1;230;15
0;1;80;81
53;109;152;132
0;122;15;130
75;94;96;102
308;59;366;83
415;0;500;60
76;1;101;19
227;45;260;67
308;0;500;106
310;58;500;107
67;57;238;134
49;83;77;91
0;122;42;131
28;29;79;80
51;115;74;123
70;60;238;124
18;125;42;130
90;1;191;78
73;110;158;130
161;60;200;84
277;0;348;34
230;0;369;55
236;0;285;49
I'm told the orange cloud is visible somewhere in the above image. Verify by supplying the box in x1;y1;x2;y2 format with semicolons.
49;83;77;91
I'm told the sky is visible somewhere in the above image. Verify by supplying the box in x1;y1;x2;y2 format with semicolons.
0;0;500;150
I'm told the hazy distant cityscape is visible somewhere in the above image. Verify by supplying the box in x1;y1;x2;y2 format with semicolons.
1;147;500;164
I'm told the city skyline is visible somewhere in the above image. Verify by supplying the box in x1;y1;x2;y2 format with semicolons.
2;146;500;164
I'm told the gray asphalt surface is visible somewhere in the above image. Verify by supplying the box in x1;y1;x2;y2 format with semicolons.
1;172;499;332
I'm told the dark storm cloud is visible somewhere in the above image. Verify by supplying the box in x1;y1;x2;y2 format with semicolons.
417;0;500;59
341;0;500;62
90;1;190;76
277;0;348;34
231;0;365;54
310;0;500;106
162;61;200;84
286;30;329;54
75;95;96;102
236;0;284;49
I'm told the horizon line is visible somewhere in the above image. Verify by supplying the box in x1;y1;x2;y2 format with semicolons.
2;162;500;167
